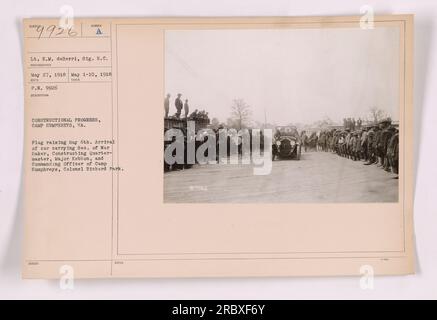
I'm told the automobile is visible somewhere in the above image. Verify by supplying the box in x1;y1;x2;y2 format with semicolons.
272;126;302;160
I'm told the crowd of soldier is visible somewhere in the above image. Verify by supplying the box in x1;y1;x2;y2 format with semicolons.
305;118;399;178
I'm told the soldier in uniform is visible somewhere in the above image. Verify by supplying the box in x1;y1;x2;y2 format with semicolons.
360;128;368;161
364;126;376;165
345;129;351;158
300;130;308;152
349;132;357;160
326;131;333;152
183;99;189;119
379;119;393;171
317;131;324;152
311;132;318;151
373;126;382;166
338;132;345;157
387;127;399;178
354;131;362;161
324;131;328;151
332;131;338;154
174;93;183;118
164;93;170;118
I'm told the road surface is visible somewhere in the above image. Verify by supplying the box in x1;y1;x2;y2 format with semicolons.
164;151;398;203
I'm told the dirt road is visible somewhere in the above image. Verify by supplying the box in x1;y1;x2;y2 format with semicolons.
164;151;398;203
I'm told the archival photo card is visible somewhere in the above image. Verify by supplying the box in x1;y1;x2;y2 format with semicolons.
22;16;414;278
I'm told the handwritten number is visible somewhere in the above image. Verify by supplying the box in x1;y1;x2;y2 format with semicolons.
35;24;78;39
67;27;78;37
55;27;64;36
36;25;44;39
47;25;56;38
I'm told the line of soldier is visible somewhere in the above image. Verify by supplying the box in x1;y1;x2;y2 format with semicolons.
316;118;399;178
164;93;209;120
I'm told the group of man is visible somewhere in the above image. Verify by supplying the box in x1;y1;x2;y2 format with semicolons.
164;93;189;119
315;118;399;178
164;93;209;120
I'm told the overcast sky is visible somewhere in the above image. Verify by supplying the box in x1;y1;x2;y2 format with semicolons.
165;27;400;125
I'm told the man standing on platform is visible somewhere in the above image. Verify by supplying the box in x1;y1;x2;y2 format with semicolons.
175;93;183;119
164;93;170;118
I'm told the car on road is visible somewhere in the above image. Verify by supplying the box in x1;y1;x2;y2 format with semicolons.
272;126;302;160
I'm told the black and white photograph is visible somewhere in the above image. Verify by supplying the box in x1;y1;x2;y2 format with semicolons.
163;27;401;203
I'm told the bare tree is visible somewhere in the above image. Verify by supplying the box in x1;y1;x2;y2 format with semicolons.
368;107;387;123
229;98;252;130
